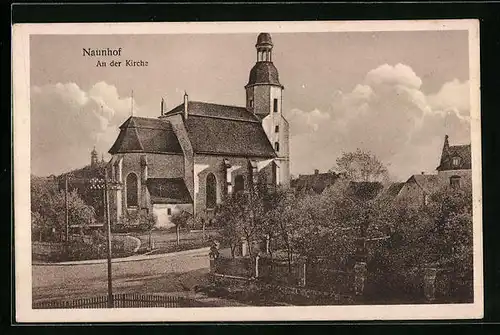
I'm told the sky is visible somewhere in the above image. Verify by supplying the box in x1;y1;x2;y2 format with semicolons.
30;31;471;180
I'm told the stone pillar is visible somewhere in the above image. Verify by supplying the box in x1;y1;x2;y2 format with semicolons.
255;254;260;278
241;238;248;257
354;261;367;296
300;260;307;287
424;267;438;302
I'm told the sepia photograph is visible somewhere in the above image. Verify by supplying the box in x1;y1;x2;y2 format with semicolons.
13;20;482;322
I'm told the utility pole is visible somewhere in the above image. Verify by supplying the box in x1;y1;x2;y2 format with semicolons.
104;174;114;308
90;176;115;308
65;175;69;243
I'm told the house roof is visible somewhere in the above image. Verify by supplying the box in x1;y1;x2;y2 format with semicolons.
291;172;339;194
146;178;192;204
345;181;385;201
376;182;405;203
108;116;182;154
163;101;260;122
408;174;443;194
185;115;276;158
436;136;471;171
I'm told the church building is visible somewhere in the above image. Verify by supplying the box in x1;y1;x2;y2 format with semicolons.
107;33;290;227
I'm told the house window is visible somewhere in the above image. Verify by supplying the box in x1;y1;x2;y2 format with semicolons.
126;173;138;207
275;125;279;133
234;175;245;193
206;173;217;209
452;156;461;167
167;208;172;216
450;175;461;189
275;142;280;152
423;194;429;206
273;98;278;113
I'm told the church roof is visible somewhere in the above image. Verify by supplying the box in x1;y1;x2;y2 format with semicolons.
164;101;259;122
185;115;276;158
108;116;182;154
163;101;276;158
246;62;283;88
146;178;192;204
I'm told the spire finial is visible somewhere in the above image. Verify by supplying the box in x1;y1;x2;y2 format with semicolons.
131;90;134;116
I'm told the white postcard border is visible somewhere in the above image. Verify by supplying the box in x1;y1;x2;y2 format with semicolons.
13;19;483;322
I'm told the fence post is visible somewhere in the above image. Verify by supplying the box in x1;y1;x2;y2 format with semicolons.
300;260;307;287
354;261;367;296
255;254;260;278
424;267;438;302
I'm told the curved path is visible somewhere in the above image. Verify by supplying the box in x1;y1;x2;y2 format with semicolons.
32;247;211;301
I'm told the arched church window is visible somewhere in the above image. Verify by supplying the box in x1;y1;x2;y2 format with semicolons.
452;157;461;167
206;173;217;209
275;142;280;152
126;173;138;208
234;175;245;193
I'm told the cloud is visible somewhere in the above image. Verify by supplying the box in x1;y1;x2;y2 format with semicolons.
31;82;137;176
288;64;471;180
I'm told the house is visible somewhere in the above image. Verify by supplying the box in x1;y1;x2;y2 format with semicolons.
291;169;340;194
106;33;291;228
396;135;472;207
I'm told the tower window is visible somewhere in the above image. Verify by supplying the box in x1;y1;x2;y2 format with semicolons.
249;99;254;108
275;142;280;152
450;175;461;189
452;156;461;167
275;125;279;133
273;99;278;113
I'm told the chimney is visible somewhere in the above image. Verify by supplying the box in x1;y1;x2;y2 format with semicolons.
421;171;425;175
183;91;189;119
314;169;319;175
160;97;164;116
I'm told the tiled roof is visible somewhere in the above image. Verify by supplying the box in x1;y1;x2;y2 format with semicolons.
185;115;276;158
437;141;471;171
408;174;443;194
146;178;192;204
108;116;182;154
291;172;339;194
163;101;259;122
345;181;385;201
376;182;405;203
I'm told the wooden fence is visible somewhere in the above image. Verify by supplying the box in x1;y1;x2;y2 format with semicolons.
33;293;205;309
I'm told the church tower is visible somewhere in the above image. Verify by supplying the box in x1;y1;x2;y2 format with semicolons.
245;33;290;187
91;146;98;167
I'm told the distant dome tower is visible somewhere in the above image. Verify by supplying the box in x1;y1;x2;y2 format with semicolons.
245;33;290;187
91;146;98;167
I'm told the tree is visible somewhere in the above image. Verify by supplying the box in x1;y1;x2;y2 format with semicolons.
214;191;266;258
335;148;389;182
31;176;96;242
170;210;192;246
